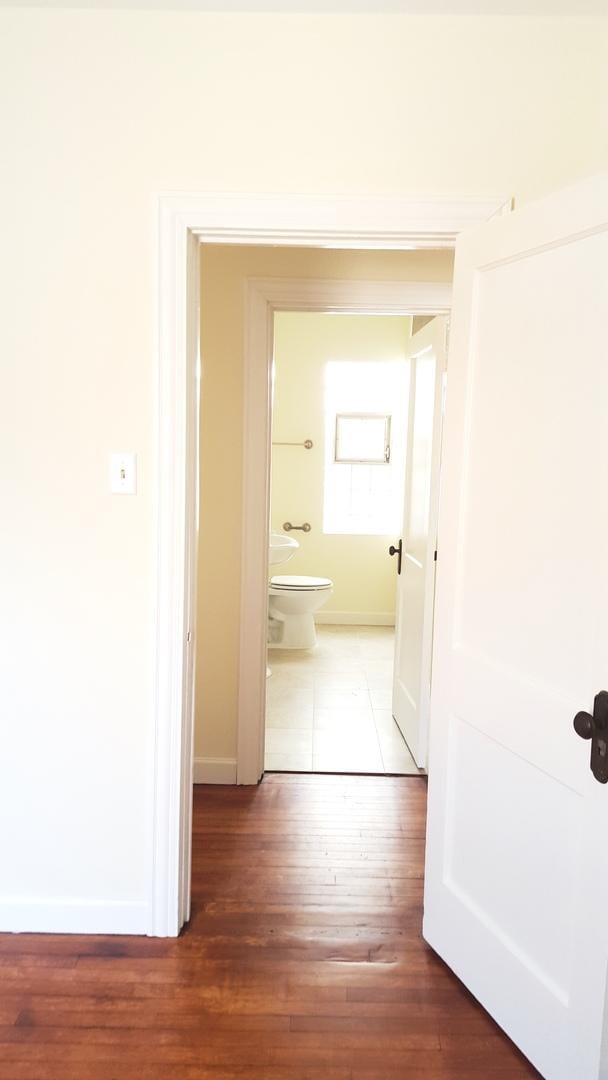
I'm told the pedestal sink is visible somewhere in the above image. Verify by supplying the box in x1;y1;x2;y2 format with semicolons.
269;530;299;566
267;532;299;678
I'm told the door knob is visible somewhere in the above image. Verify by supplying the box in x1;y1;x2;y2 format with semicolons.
389;539;402;575
574;711;593;740
574;691;608;784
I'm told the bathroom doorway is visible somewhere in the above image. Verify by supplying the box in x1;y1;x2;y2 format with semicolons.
265;310;448;776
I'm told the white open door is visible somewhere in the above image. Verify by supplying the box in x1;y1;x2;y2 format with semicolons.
424;176;608;1080
392;316;447;768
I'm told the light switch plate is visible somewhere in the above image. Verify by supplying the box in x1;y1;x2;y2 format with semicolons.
110;452;137;495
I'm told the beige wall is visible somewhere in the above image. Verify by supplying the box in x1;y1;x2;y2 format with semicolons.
0;7;605;916
271;312;412;618
197;245;454;764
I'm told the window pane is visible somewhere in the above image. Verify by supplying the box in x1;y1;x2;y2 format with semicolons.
323;361;407;536
335;415;389;463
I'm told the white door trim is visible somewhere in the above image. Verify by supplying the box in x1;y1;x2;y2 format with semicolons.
151;191;506;935
238;277;452;785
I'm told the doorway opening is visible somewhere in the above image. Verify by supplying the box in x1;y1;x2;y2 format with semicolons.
265;309;448;776
153;190;503;935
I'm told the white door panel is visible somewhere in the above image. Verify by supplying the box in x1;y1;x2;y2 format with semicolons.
424;176;608;1080
392;317;447;767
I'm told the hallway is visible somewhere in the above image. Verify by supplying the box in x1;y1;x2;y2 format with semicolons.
0;774;538;1078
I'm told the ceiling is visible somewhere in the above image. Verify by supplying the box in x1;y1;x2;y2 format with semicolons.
2;0;606;12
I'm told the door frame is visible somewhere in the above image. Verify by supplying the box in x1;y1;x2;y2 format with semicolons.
239;279;452;786
152;192;507;936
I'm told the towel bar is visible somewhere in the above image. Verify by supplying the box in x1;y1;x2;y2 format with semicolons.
272;439;313;449
283;522;311;533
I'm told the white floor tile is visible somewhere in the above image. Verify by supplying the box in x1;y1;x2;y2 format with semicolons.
313;728;380;756
266;669;315;691
265;709;314;730
266;624;400;775
358;634;395;652
267;658;315;676
314;708;376;732
265;728;313;753
374;716;422;775
312;671;369;690
312;653;361;669
370;688;393;709
377;728;411;756
265;751;313;772
266;685;313;705
366;676;394;694
373;708;398;733
268;649;313;661
312;750;384;774
380;746;421;775
314;688;372;711
360;656;395;673
266;687;313;711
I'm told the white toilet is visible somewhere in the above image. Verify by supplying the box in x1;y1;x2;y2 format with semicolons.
268;574;333;649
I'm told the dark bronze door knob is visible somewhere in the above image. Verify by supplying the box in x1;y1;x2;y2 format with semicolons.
574;692;608;783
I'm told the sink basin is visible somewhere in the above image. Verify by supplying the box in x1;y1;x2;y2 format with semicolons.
269;530;299;566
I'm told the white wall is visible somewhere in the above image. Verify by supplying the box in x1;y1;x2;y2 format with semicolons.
0;8;605;931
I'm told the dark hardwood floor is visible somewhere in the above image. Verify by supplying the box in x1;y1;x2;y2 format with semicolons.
0;773;539;1079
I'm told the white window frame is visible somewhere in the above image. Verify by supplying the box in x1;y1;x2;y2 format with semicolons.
334;412;392;465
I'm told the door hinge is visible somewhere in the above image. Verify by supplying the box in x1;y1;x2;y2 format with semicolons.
186;630;192;643
434;550;438;562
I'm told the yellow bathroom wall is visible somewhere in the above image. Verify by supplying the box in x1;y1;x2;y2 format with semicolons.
196;245;453;764
271;312;411;620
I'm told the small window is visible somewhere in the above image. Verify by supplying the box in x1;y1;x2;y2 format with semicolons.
334;413;391;464
323;361;407;536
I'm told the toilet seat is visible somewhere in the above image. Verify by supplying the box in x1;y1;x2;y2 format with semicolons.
270;574;332;591
268;575;334;649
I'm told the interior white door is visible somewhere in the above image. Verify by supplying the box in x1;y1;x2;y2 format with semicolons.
392;316;447;768
424;176;608;1080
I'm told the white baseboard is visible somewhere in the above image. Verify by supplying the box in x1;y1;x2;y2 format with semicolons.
0;898;148;935
315;611;396;626
193;756;237;784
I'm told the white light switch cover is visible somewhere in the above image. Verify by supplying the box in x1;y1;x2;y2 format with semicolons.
110;452;137;495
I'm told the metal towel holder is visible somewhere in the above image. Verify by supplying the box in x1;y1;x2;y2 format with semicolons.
283;522;311;533
272;439;313;449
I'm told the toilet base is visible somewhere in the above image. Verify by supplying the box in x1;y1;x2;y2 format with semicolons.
268;611;318;650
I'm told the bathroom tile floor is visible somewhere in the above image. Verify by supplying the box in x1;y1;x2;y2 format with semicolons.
265;624;423;775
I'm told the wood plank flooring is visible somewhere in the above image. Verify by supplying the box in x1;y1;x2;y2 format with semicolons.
0;773;540;1079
